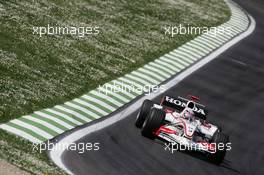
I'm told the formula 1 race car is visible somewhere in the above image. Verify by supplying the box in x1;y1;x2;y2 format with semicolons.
135;95;230;165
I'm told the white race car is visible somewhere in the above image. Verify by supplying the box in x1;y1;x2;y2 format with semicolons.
135;95;229;164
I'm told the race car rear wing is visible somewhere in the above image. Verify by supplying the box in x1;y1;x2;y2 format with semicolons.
161;95;208;119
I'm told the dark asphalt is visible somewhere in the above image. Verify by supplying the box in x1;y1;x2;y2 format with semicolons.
62;0;264;174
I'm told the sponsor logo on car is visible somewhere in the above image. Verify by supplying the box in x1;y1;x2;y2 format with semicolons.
164;96;206;115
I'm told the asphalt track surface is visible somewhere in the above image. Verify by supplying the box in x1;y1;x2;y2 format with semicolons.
62;1;264;174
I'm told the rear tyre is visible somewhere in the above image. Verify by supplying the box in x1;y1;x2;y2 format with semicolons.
135;100;155;128
209;131;229;165
141;108;165;139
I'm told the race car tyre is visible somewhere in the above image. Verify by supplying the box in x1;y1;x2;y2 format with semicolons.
209;131;229;165
141;108;165;139
135;100;155;128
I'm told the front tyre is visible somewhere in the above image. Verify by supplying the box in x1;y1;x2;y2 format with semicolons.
135;100;155;128
141;108;165;139
209;131;229;165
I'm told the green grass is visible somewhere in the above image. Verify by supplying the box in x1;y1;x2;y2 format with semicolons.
0;0;230;174
0;130;65;174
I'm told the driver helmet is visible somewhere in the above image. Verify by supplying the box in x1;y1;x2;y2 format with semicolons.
182;109;194;121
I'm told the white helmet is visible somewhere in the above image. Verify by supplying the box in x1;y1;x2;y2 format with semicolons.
182;109;194;121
